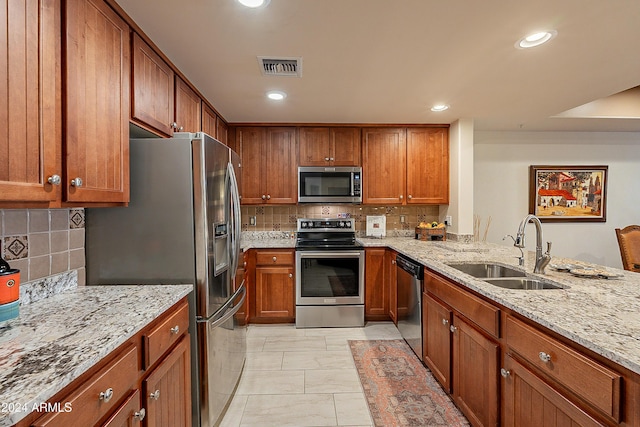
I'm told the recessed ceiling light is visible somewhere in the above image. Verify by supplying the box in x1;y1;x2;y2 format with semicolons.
516;30;557;49
238;0;270;8
266;91;286;100
430;104;449;112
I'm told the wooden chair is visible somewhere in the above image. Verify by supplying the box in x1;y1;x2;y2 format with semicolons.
615;225;640;272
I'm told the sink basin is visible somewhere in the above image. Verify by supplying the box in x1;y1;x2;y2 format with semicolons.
448;263;526;278
484;278;565;290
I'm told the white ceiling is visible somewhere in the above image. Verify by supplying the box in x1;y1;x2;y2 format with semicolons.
115;0;640;131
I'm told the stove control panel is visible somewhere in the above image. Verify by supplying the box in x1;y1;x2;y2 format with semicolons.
297;218;355;232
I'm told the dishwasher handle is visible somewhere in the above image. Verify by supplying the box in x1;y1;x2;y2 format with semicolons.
396;255;423;279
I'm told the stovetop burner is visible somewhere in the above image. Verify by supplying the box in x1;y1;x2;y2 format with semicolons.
296;218;362;250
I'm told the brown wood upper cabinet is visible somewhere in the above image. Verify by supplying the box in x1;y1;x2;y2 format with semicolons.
236;127;297;204
202;103;229;145
132;34;202;137
362;127;449;205
299;127;361;166
0;0;60;204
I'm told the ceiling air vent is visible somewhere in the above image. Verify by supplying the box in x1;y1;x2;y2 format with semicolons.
258;57;303;77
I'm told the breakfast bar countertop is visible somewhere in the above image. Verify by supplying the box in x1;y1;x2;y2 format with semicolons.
0;284;193;427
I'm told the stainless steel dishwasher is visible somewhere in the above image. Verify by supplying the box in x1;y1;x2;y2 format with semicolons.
396;254;424;359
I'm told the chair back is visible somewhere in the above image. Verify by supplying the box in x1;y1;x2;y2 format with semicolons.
615;225;640;272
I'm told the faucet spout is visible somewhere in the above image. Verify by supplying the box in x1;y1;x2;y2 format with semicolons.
514;214;551;274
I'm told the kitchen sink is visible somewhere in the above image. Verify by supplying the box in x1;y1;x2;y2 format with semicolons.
448;263;526;278
484;278;565;290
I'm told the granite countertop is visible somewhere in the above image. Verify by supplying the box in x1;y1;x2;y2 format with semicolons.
243;233;640;375
0;284;193;427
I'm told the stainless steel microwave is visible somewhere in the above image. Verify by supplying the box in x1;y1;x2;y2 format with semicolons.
298;166;362;203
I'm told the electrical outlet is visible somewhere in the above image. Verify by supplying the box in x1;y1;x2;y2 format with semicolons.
445;215;452;226
249;216;256;226
400;215;406;223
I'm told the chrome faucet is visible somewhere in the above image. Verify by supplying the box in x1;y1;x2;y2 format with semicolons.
514;214;552;274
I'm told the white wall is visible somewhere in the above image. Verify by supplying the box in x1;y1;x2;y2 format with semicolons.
474;131;640;269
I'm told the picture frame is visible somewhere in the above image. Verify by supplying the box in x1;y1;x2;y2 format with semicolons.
529;165;608;222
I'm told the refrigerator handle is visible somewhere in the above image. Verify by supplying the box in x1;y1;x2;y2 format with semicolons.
227;162;242;276
196;280;246;325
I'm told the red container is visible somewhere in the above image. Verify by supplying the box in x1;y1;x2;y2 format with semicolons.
0;269;20;304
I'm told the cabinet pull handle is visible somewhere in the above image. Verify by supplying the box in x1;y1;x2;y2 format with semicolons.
500;368;511;378
442;318;449;326
170;325;180;334
538;351;552;363
47;174;61;185
272;256;277;262
133;408;146;421
70;177;83;187
149;390;161;400
325;157;330;161
99;387;114;402
449;325;457;333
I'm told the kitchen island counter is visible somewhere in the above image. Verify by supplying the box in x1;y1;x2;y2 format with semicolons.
359;236;640;376
0;284;192;427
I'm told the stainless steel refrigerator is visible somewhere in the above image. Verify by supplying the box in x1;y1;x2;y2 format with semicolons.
85;132;245;427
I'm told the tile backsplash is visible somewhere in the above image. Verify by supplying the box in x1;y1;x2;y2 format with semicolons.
241;204;440;234
0;209;85;286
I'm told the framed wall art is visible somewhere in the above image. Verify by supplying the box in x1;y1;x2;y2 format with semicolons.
529;165;608;222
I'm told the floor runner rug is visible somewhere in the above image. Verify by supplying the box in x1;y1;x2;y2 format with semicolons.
349;339;470;427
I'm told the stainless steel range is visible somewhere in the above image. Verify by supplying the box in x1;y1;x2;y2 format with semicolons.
295;218;365;328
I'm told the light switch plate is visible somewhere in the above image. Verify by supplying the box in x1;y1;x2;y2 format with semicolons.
445;215;452;226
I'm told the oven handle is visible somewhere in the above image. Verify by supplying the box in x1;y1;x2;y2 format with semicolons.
296;250;364;258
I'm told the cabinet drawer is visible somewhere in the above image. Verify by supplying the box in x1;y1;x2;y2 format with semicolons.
256;251;294;266
425;270;499;338
34;345;138;427
505;315;622;422
143;301;189;369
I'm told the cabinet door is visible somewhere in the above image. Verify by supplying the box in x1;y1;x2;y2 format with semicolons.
331;127;361;166
101;390;144;427
143;335;192;427
201;103;217;138
65;0;130;204
452;314;499;427
362;128;406;204
131;33;174;136
423;293;452;392
364;248;388;321
299;127;331;166
386;250;397;324
502;354;604;427
174;77;201;133
0;0;60;204
406;128;449;204
265;127;297;204
236;127;266;204
254;266;294;320
216;116;228;145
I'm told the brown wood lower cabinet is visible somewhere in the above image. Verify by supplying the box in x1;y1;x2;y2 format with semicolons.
251;249;295;323
27;298;191;427
386;250;398;324
365;248;389;321
423;292;452;392
502;354;604;427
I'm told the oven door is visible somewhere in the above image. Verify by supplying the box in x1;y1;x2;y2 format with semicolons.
295;250;365;305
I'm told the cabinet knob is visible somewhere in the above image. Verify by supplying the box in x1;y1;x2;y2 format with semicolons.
330;157;334;161
399;194;403;199
442;318;449;326
538;351;552;363
289;273;293;278
170;122;178;129
47;174;61;185
70;177;83;187
272;256;277;262
325;157;330;161
391;259;396;265
266;194;271;200
262;195;266;200
170;325;180;335
408;195;412;200
179;126;184;131
449;325;457;333
99;387;114;402
149;389;161;400
500;368;511;378
133;408;146;421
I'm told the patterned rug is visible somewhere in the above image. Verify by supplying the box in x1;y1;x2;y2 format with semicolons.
349;339;470;427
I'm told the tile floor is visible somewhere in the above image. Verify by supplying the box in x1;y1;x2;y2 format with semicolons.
219;322;403;427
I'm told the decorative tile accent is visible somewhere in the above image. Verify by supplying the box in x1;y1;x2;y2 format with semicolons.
288;215;297;223
321;206;330;215
69;209;85;229
256;206;265;215
272;223;281;231
3;235;28;260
